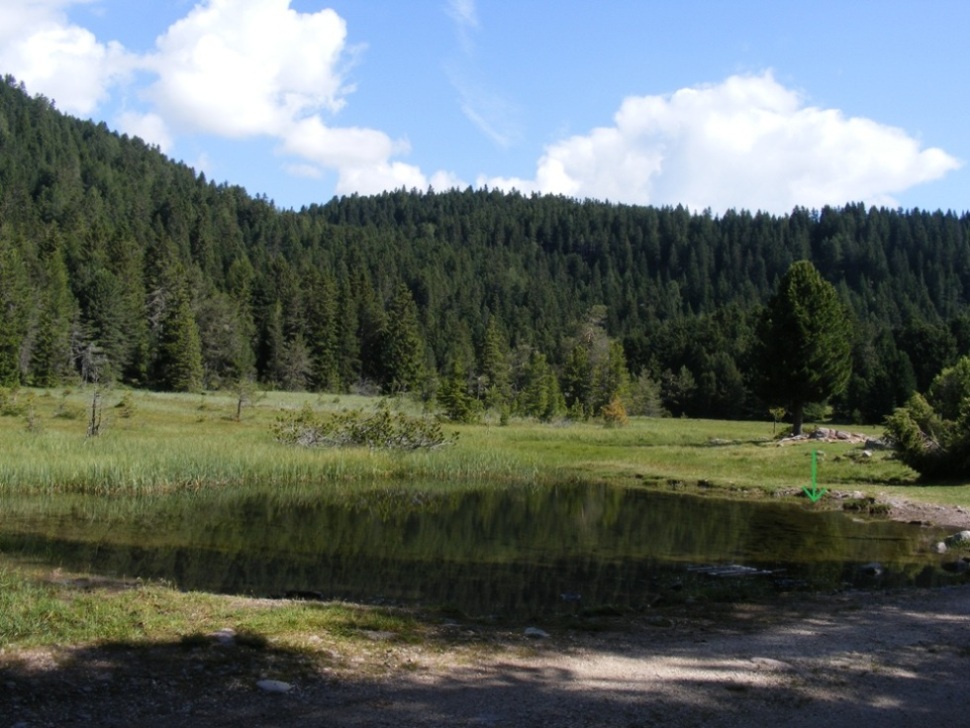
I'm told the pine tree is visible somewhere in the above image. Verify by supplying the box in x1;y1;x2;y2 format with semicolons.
756;260;852;434
0;233;31;385
382;284;426;394
438;357;480;422
305;269;339;392
153;285;203;392
31;247;77;387
517;351;564;421
480;318;512;411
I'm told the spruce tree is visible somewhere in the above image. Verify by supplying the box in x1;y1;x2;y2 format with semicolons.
31;248;77;387
382;284;426;394
0;234;31;385
480;318;512;411
153;286;204;392
756;260;851;435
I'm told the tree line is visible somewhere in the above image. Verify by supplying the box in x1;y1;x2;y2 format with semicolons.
1;75;969;423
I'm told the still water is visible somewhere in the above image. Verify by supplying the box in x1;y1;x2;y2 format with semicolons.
0;483;955;616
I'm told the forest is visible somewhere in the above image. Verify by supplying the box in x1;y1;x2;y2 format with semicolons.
1;74;969;424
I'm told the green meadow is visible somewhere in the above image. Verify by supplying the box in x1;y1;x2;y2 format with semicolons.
0;386;937;497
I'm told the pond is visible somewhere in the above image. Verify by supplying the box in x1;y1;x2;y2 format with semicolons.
0;483;958;617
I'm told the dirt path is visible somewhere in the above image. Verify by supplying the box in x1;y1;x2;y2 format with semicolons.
4;584;970;727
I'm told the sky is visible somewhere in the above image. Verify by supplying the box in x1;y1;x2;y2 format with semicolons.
1;0;967;215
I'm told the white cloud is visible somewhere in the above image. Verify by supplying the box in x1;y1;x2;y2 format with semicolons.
280;115;405;169
0;0;132;115
144;0;349;138
481;72;962;213
1;0;457;200
143;0;461;197
192;152;214;179
117;110;172;152
444;0;522;150
445;0;478;54
446;0;478;30
334;161;465;197
448;67;521;149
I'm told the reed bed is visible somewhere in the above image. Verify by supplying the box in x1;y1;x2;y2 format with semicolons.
0;385;945;501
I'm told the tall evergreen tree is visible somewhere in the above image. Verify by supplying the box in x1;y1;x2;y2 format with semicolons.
31;247;77;386
516;351;564;421
755;260;852;434
305;269;339;391
438;357;480;422
382;284;425;394
0;232;31;385
153;285;204;392
479;318;512;411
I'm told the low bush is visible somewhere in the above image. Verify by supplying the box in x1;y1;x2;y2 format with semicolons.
884;356;970;479
273;403;457;451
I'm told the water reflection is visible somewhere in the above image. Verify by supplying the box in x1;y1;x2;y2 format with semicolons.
0;483;954;616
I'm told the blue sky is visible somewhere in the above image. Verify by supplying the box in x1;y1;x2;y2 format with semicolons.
2;0;967;214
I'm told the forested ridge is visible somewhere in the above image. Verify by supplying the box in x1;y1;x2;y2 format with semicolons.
2;75;969;423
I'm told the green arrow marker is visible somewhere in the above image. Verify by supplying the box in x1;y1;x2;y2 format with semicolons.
802;449;827;503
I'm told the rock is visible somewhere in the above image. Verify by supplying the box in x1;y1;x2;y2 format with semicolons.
858;562;884;577
944;530;970;547
256;679;293;694
524;627;549;639
210;628;236;646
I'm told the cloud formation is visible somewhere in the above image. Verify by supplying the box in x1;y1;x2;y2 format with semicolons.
444;0;522;150
1;4;959;211
482;73;961;213
143;0;348;138
0;0;132;115
135;0;453;193
3;0;457;198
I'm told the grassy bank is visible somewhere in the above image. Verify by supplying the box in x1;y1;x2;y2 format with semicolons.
0;385;932;498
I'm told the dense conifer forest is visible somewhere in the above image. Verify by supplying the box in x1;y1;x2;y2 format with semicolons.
1;75;968;423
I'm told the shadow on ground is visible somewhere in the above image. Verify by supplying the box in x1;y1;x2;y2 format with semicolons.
3;588;970;727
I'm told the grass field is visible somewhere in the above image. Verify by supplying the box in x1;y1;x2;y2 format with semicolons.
0;385;938;498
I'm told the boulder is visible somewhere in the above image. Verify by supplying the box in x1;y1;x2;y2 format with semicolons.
944;531;970;548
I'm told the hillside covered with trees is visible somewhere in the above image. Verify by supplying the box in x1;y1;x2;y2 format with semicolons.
1;75;968;424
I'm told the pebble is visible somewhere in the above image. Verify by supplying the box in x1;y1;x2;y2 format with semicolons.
524;627;549;639
211;628;237;646
256;679;293;694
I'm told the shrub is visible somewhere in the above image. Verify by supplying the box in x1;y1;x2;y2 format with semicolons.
273;403;457;451
884;356;970;478
0;387;28;416
601;395;629;428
